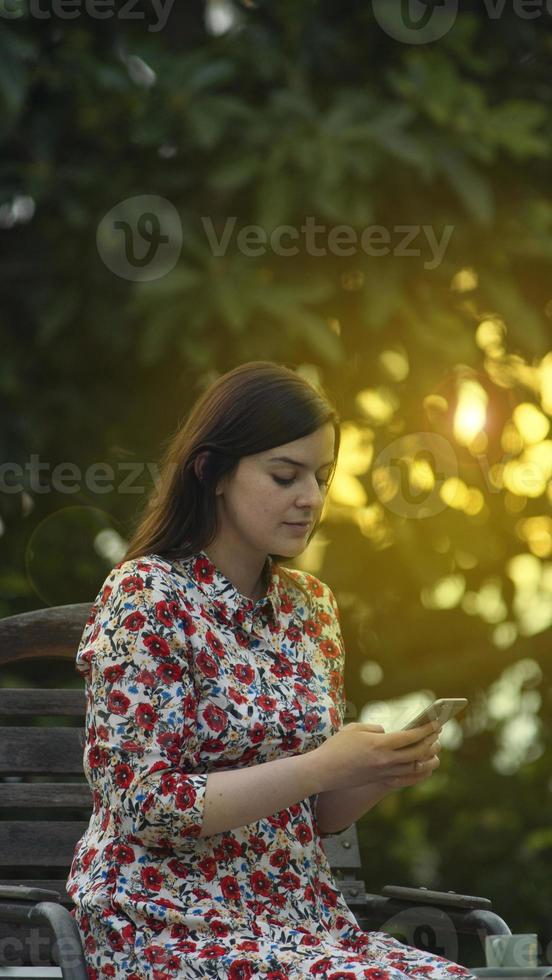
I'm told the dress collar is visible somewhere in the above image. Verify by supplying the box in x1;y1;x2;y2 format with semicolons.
172;549;282;628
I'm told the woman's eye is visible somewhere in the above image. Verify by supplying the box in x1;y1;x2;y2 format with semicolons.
272;476;329;488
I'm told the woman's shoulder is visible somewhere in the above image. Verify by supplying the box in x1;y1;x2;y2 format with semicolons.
91;554;181;609
278;564;335;609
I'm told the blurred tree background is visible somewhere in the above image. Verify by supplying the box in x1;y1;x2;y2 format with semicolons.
1;0;552;960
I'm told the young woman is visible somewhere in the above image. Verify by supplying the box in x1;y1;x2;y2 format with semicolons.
67;360;475;979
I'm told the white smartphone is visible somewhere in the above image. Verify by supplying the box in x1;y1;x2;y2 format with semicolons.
402;698;468;731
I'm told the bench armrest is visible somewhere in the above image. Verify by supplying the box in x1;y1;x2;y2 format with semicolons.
0;889;87;980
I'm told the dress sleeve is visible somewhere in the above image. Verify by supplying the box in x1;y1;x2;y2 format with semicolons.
76;559;208;849
314;583;355;840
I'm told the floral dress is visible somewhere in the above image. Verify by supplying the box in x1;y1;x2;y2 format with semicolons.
66;550;476;980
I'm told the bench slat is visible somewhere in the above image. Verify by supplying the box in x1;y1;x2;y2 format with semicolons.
0;879;72;904
0;690;86;716
0;729;84;774
0;822;88;866
0;783;92;808
0;604;93;665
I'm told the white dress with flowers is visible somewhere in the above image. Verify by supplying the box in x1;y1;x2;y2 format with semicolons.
66;550;476;980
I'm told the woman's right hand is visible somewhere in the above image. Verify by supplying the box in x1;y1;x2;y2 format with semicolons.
310;720;442;793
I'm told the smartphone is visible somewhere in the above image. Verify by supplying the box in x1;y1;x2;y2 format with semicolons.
402;698;468;732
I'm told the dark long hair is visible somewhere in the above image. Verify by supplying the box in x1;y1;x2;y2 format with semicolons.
123;361;341;601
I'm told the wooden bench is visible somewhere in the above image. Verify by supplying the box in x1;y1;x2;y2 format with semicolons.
0;603;512;977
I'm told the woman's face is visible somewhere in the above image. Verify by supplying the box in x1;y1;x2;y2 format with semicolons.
214;423;336;557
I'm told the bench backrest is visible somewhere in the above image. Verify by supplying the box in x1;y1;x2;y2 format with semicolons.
0;602;367;963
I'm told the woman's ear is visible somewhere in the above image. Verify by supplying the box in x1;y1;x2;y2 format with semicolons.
193;451;209;483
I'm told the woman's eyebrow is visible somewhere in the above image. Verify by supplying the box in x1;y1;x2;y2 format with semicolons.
268;455;334;469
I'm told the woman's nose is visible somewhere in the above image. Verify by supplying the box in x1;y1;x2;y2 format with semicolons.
295;479;325;508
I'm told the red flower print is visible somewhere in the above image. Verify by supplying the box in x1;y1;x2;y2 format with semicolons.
121;574;144;595
135;701;158;730
278;708;297;730
106;928;125;952
203;702;228;733
286;624;302;643
141;866;164;891
247;835;268;858
210;919;230;937
103;663;126;683
268;848;289;869
122;610;146;631
112;842;135;863
174;781;198;812
115;762;134;789
120;740;144;755
320;638;340;659
158;731;182;763
310;958;334;975
250;870;272;896
194;555;214;584
228;959;256;979
155;599;174;627
157;661;182;684
258;694;277;711
136;668;159;687
237;940;261;952
143;634;171;659
306;577;324;598
271;660;293;679
280;733;302;751
304;619;322;639
196;648;219;678
318;610;332;626
197;856;217;881
205;629;225;656
87;745;105;770
279;870;301;891
250;721;267;744
303;709;322;732
216;838;241;861
198;943;226;958
228;685;248;705
107;690;130;715
280;594;294;614
234;663;255;683
320;882;339;907
176;608;197;636
81;848;98;872
295;821;313;845
296;661;314;680
220;875;241;901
